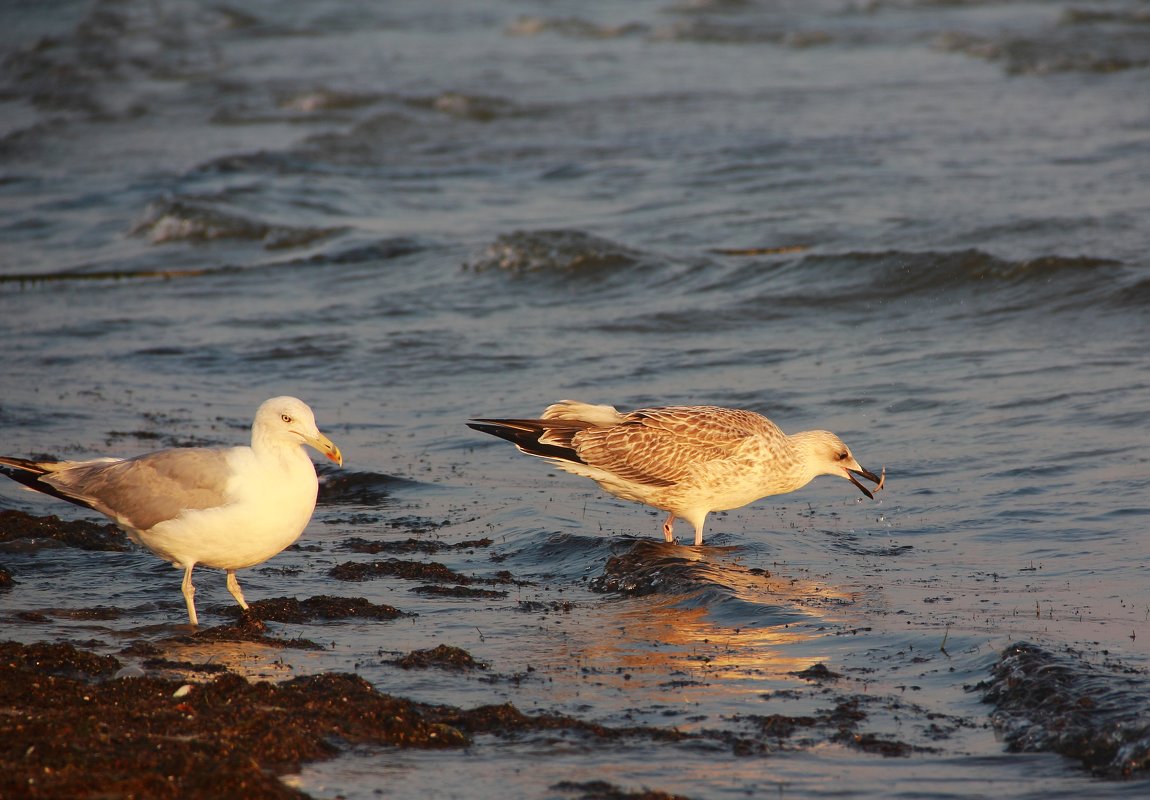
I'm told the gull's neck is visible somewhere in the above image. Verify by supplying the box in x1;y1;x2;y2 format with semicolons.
779;430;832;488
251;425;300;462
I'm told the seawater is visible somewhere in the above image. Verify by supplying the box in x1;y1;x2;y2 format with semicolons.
1;1;1149;797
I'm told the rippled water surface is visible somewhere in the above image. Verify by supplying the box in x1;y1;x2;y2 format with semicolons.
2;1;1149;797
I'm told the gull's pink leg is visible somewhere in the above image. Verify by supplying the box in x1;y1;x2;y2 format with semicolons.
662;512;676;543
181;563;199;626
226;570;250;610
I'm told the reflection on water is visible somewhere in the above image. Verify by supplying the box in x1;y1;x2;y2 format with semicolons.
601;601;832;683
582;542;858;686
148;637;300;683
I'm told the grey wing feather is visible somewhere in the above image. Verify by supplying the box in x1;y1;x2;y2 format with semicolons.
41;448;235;531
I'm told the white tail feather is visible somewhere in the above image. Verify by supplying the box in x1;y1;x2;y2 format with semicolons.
541;400;625;427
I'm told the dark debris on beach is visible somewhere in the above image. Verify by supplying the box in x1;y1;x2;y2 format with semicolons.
0;640;466;800
716;695;938;759
0;640;707;799
982;642;1150;778
410;584;509;598
176;614;329;651
0;508;129;551
340;534;493;554
328;556;528;589
168;597;410;651
215;595;408;624
552;779;696;800
388;643;490;671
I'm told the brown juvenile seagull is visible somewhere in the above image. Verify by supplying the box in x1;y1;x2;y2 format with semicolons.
0;396;343;625
468;400;883;546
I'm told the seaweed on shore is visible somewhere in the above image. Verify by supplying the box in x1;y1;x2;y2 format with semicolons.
0;639;707;800
0;509;129;551
0;640;465;800
329;557;528;587
173;615;327;651
388;644;490;671
339;535;492;554
982;642;1150;778
214;595;408;624
552;780;696;800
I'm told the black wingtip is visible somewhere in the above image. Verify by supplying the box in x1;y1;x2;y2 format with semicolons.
0;456;84;508
465;420;519;441
466;419;585;465
0;457;48;487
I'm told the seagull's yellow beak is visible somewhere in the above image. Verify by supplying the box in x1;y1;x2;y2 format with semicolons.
306;431;343;467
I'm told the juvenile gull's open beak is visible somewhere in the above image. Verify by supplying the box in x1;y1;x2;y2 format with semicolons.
847;465;884;499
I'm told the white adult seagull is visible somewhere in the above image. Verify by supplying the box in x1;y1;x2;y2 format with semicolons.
0;396;343;625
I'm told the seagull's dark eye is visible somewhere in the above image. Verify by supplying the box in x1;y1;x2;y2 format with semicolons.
281;414;293;424
836;451;849;461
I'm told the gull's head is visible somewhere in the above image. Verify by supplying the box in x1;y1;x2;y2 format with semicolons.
255;396;343;466
800;430;883;499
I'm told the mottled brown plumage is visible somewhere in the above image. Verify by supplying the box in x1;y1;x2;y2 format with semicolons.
469;400;883;546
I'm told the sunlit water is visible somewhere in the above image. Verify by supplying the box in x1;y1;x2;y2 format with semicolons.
1;1;1149;797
